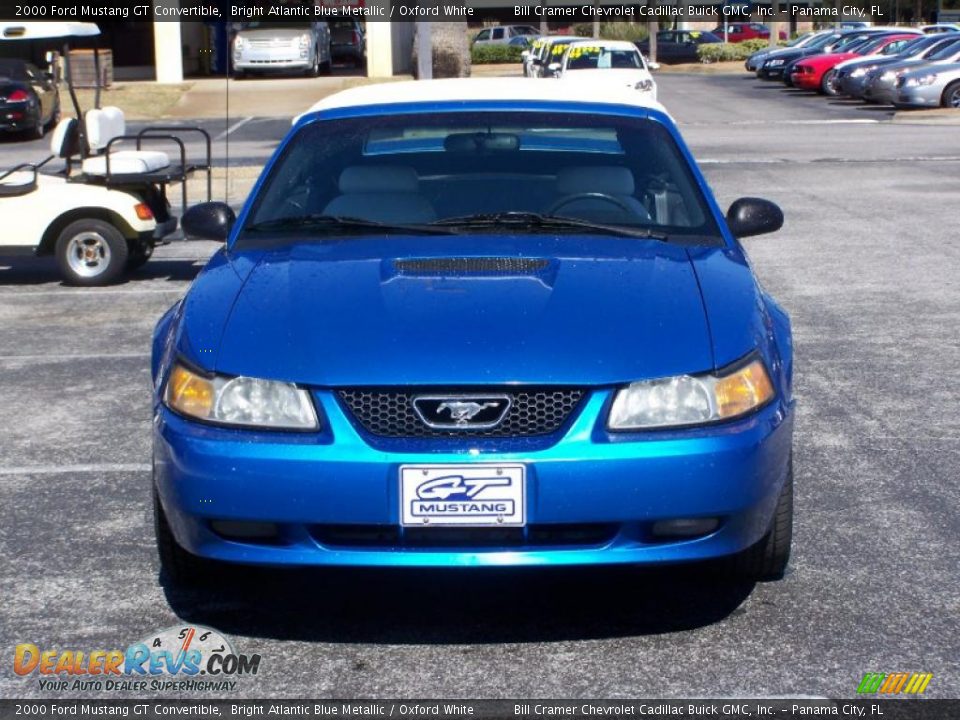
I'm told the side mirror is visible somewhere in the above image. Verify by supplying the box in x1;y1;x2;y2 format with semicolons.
648;61;661;71
182;202;235;242
726;197;783;239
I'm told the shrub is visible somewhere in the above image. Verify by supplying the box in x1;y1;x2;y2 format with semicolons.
571;22;649;42
470;44;525;65
697;39;778;63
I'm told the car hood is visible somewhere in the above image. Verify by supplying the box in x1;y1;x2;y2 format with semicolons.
236;27;308;42
179;236;744;387
804;52;857;67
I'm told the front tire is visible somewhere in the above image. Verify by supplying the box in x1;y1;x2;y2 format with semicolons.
734;455;794;581
942;81;960;109
821;69;839;96
54;219;129;286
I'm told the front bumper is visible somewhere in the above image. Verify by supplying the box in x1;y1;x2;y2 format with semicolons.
791;71;819;90
234;54;310;72
757;66;785;80
154;388;794;568
895;86;942;107
863;77;897;103
838;73;870;98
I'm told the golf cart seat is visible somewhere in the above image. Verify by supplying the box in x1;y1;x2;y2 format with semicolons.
81;106;172;176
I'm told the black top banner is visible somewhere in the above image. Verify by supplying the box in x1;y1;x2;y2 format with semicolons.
0;700;957;720
0;0;892;23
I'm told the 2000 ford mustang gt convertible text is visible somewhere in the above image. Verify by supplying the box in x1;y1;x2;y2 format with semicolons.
152;79;795;584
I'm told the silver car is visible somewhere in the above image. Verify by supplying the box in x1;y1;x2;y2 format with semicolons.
864;37;960;103
839;34;960;99
232;21;332;78
895;61;960;108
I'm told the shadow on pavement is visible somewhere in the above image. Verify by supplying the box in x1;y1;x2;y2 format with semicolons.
161;563;756;644
0;258;204;286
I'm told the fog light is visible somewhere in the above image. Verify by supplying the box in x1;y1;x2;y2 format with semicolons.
650;518;720;538
210;520;279;541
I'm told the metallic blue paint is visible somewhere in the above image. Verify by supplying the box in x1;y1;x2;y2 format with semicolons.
152;98;794;568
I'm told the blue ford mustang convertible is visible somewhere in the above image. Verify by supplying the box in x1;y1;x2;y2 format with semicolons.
152;79;794;584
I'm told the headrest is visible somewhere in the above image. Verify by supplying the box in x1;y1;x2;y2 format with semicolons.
50;117;79;158
338;165;419;194
556;166;635;196
84;106;125;152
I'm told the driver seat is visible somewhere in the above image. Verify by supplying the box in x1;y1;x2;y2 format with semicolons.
553;166;651;221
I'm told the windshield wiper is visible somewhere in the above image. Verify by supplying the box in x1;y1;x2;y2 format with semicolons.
243;214;459;236
431;212;669;241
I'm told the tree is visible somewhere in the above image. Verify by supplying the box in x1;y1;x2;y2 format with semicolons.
412;21;470;79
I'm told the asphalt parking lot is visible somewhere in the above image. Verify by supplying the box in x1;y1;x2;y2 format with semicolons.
1;73;958;699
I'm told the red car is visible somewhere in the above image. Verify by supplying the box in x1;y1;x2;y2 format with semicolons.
712;22;787;44
790;34;918;94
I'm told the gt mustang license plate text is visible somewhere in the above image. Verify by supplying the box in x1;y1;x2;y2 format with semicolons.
400;464;526;527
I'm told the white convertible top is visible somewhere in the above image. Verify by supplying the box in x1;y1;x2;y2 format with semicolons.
295;77;666;124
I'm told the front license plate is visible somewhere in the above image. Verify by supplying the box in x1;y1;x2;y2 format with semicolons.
400;464;526;527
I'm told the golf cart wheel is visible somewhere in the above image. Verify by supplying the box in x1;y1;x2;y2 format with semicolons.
821;69;839;96
733;454;794;581
154;488;215;587
126;242;154;271
942;81;960;109
54;218;129;286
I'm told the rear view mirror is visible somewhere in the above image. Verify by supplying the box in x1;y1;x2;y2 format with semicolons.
182;202;235;242
726;197;784;239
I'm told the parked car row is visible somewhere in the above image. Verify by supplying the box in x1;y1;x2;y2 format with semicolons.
748;26;960;108
521;38;658;99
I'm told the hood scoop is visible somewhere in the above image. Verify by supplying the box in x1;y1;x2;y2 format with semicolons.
392;257;550;276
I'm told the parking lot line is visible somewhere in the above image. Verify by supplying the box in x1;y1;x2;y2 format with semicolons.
0;353;150;362
0;463;151;476
216;116;254;140
0;288;186;298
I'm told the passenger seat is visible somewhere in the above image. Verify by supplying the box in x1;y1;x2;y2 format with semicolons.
323;166;435;224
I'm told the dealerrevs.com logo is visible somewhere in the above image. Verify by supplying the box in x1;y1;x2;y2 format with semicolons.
13;625;260;692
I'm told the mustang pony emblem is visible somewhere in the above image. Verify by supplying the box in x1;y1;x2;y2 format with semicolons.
438;401;501;424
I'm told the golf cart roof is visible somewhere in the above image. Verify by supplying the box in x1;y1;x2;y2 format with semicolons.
0;22;100;40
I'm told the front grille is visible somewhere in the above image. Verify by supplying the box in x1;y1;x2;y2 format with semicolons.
394;258;549;275
311;523;617;549
338;388;584;438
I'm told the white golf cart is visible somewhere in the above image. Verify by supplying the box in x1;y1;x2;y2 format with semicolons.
0;22;211;285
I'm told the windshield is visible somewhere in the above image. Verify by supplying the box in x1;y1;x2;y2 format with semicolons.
566;46;643;70
808;32;841;50
928;38;960;60
788;32;813;47
239;111;720;249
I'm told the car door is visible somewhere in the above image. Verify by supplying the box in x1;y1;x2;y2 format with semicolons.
491;27;506;45
655;32;676;61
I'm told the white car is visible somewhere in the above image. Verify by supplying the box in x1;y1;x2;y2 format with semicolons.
232;21;332;78
550;40;657;101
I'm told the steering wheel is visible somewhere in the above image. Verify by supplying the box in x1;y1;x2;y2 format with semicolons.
547;192;633;217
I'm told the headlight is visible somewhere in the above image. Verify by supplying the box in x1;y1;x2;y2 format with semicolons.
165;363;319;430
881;70;896;81
233;36;246;51
768;59;785;67
608;357;775;431
299;33;311;48
635;79;654;92
905;73;938;87
850;67;867;78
